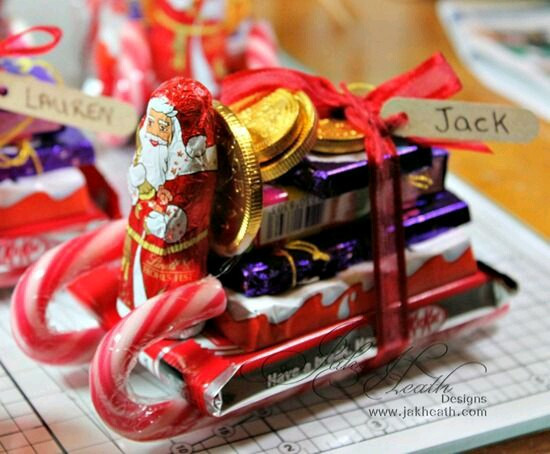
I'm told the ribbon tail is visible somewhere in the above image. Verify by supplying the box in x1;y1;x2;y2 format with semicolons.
366;133;410;365
366;52;462;110
0;26;62;57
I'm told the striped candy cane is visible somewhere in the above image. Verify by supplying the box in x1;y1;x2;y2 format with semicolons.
11;220;126;365
113;20;153;115
245;20;279;69
90;276;226;441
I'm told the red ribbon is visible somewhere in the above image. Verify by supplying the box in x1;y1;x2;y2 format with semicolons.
221;53;487;366
0;26;62;57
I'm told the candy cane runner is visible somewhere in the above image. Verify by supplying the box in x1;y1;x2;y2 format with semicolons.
10;220;125;364
89;276;226;441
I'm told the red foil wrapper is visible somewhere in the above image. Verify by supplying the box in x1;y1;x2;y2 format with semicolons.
143;0;230;93
119;78;218;311
216;227;478;351
141;266;514;418
1;165;119;287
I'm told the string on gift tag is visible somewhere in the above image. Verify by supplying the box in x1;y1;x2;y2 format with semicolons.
0;26;62;57
0;26;138;137
0;140;44;173
0;27;63;149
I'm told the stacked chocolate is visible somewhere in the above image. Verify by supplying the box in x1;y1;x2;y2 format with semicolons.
0;58;118;286
136;87;515;418
198;88;501;352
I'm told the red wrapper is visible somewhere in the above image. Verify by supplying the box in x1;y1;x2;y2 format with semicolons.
118;78;218;311
0;165;119;287
215;227;478;351
143;0;230;93
141;266;514;418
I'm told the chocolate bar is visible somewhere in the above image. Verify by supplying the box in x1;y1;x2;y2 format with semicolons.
223;190;471;296
217;225;478;350
223;226;367;296
257;186;369;246
140;266;514;415
0;127;95;182
284;141;444;200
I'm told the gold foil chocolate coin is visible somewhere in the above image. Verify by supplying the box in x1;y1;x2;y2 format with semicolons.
234;88;301;163
317;118;364;141
260;91;318;182
211;101;263;257
313;118;365;154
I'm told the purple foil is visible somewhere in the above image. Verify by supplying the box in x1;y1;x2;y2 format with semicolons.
283;141;434;199
221;190;470;297
0;127;95;182
223;227;367;297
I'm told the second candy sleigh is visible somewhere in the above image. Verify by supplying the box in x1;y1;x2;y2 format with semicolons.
11;57;516;441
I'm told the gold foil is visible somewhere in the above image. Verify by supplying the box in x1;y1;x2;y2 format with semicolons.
211;101;263;257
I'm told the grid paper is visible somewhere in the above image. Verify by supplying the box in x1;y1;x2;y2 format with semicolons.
0;173;548;454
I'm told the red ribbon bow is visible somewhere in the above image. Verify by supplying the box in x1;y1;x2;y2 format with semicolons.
0;26;62;57
221;53;487;365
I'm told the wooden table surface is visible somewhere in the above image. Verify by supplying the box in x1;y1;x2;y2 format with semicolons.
253;0;549;451
254;0;549;239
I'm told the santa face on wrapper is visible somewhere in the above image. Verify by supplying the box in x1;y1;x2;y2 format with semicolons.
119;77;218;314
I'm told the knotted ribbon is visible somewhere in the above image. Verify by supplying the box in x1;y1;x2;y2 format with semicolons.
0;26;62;159
221;53;488;365
0;26;62;57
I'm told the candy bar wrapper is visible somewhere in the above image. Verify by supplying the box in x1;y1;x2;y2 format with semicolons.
222;222;367;297
0;58;61;141
118;78;218;312
0;127;95;182
0;214;108;287
0;165;119;286
257;185;369;246
229;190;470;296
257;174;463;247
140;265;514;416
216;225;478;351
284;142;445;201
0;167;100;231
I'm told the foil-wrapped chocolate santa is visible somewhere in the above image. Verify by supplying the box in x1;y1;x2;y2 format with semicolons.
118;77;217;313
142;0;248;94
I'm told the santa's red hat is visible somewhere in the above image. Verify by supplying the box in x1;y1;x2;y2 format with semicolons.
148;77;216;146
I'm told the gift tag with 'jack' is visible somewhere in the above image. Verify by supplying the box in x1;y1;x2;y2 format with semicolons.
0;71;138;136
381;97;539;143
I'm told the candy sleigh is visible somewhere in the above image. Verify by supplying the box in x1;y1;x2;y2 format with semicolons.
11;57;518;442
11;224;515;441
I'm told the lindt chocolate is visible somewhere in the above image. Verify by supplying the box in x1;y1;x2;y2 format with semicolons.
118;78;218;312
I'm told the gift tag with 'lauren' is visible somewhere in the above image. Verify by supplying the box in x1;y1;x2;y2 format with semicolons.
381;97;539;143
0;71;138;136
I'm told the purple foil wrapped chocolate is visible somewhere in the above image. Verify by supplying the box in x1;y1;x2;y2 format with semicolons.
285;142;447;205
223;224;368;296
0;127;95;182
221;190;470;296
404;190;470;245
